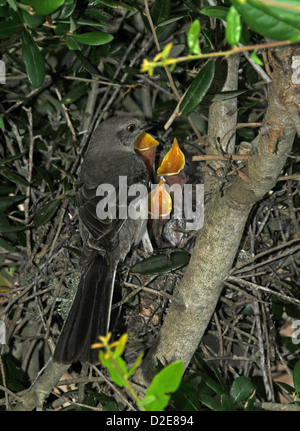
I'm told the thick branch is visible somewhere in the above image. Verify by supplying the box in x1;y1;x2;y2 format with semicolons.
135;45;300;386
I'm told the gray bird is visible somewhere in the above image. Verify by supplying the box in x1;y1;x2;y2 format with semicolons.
54;116;157;363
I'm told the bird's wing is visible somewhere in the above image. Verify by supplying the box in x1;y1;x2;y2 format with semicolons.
76;151;149;252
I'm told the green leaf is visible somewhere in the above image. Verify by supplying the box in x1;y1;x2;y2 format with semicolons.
58;0;76;19
230;376;255;404
71;31;114;46
34;166;54;192
198;392;222;411
102;401;119;411
293;361;300;394
141;361;184;411
22;29;45;88
0;15;22;38
73;50;101;75
226;5;241;46
231;0;300;41
274;380;295;395
96;0;136;11
221;393;236;411
33;200;60;228
99;351;127;387
0;167;30;186
0;115;3;129
180;60;215;115
204;89;247;103
2;354;26;392
250;51;263;66
22;11;45;28
19;0;65;15
130;251;190;275
0;152;26;165
0;225;28;233
200;6;229;20
127;353;143;378
64;35;79;50
54;24;69;36
196;370;226;396
187;19;201;55
0;196;26;211
61;82;89;104
156;15;186;27
151;0;171;25
243;389;256;411
0;237;17;253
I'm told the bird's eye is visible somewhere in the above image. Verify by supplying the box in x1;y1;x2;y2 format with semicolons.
127;124;136;133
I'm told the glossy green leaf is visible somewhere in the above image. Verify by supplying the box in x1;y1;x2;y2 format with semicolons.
58;0;76;19
0;237;17;253
180;60;215;115
22;11;44;28
130;251;190;275
187;19;201;55
200;6;229;20
19;0;65;15
293;361;300;394
0;167;30;186
22;29;45;88
71;31;113;46
230;376;255;404
141;361;184;411
0;115;4;129
226;5;241;46
231;0;300;41
33;199;60;228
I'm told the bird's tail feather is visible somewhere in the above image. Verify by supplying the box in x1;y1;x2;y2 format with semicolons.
54;254;116;363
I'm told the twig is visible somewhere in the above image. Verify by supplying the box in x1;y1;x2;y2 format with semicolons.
228;276;300;306
91;365;136;411
54;85;77;148
4;77;52;115
192;154;250;161
230;238;300;273
23;107;34;257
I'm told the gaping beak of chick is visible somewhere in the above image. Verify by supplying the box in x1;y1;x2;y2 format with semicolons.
157;137;186;188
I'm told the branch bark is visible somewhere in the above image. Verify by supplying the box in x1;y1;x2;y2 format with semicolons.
135;45;300;386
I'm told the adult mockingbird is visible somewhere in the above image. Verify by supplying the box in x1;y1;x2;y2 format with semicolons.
54;116;157;363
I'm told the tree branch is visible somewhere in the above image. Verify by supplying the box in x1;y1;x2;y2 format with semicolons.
135;44;300;385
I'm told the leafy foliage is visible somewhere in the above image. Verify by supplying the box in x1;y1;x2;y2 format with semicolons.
0;0;299;412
